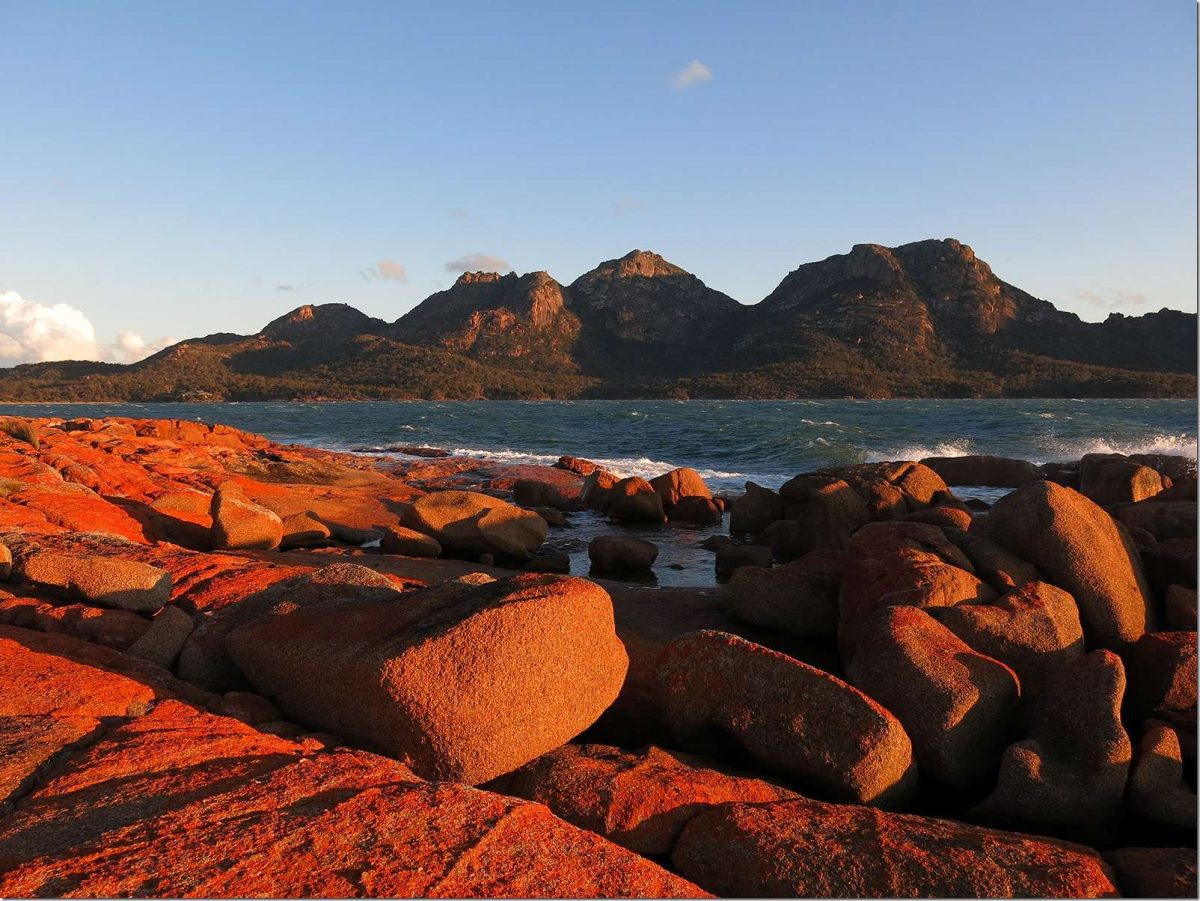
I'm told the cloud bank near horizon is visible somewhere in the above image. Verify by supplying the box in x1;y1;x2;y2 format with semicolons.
0;290;174;365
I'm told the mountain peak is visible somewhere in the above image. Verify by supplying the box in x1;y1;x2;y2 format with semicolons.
454;271;508;287
595;250;688;280
262;303;384;341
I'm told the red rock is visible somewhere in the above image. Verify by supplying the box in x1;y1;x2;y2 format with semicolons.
839;521;996;663
492;743;796;855
943;527;1041;592
513;478;571;510
1080;456;1164;505
932;581;1084;702
650;467;711;509
729;481;783;535
210;484;284;551
380;524;442;557
727;559;840;639
898;504;973;530
126;605;193;669
1124;631;1198;722
1104;847;1197;898
179;561;402;692
227;573;629;784
1166;585;1198;630
848;605;1020;789
19;551;171;613
672;797;1118;898
278;510;332;549
400;490;547;560
656;630;915;805
778;474;870;552
0;624;704;898
715;543;772;578
974;650;1132;845
1128;721;1196;830
921;455;1041;488
0;593;150;650
982;482;1156;649
666;495;721;525
589;535;658;574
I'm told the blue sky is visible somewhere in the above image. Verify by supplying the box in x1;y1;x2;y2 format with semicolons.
1;0;1195;362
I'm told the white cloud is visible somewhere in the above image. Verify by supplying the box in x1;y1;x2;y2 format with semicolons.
444;253;511;274
1075;289;1149;312
671;59;712;90
0;290;172;365
111;330;177;364
614;195;643;214
378;259;408;281
448;208;469;219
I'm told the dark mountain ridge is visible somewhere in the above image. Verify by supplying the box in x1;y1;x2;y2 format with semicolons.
0;239;1193;401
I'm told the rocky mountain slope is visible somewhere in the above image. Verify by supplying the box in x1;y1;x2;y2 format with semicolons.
0;239;1192;400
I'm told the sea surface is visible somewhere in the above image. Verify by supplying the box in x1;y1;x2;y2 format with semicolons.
3;399;1194;493
3;399;1193;586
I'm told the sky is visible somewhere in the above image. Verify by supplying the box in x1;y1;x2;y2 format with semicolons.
1;0;1196;364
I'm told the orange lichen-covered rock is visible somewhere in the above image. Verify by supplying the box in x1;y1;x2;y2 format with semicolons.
19;551;171;612
0;622;704;898
400;490;547;560
6;483;152;543
178;561;402;692
0;593;150;650
981;481;1155;649
656;630;915;805
932;581;1084;703
227;573;629;784
492;742;797;855
839;521;996;663
649;467;711;508
974;650;1132;845
672;798;1118;898
0;710;704;898
1104;847;1197;899
210;484;284;551
848;605;1020;789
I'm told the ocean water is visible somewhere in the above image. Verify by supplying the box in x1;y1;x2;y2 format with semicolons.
3;398;1194;493
1;398;1193;586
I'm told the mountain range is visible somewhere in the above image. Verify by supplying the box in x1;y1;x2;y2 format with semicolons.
1;238;1194;401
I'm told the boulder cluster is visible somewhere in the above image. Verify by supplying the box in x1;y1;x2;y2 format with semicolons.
0;418;1193;898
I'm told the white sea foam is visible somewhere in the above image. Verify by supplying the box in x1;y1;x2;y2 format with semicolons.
445;446;759;485
869;434;1197;465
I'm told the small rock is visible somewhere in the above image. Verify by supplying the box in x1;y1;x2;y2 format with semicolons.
525;553;570;574
0;543;11;580
714;544;772;579
126;605;193;669
650;468;711;509
279;511;332;550
727;560;840;639
698;534;732;551
667;496;721;525
492;743;796;856
728;482;783;535
589;536;658;574
932;581;1084;702
210;485;284;551
1128;721;1197;830
1124;631;1197;723
380;524;442;558
20;552;172;613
